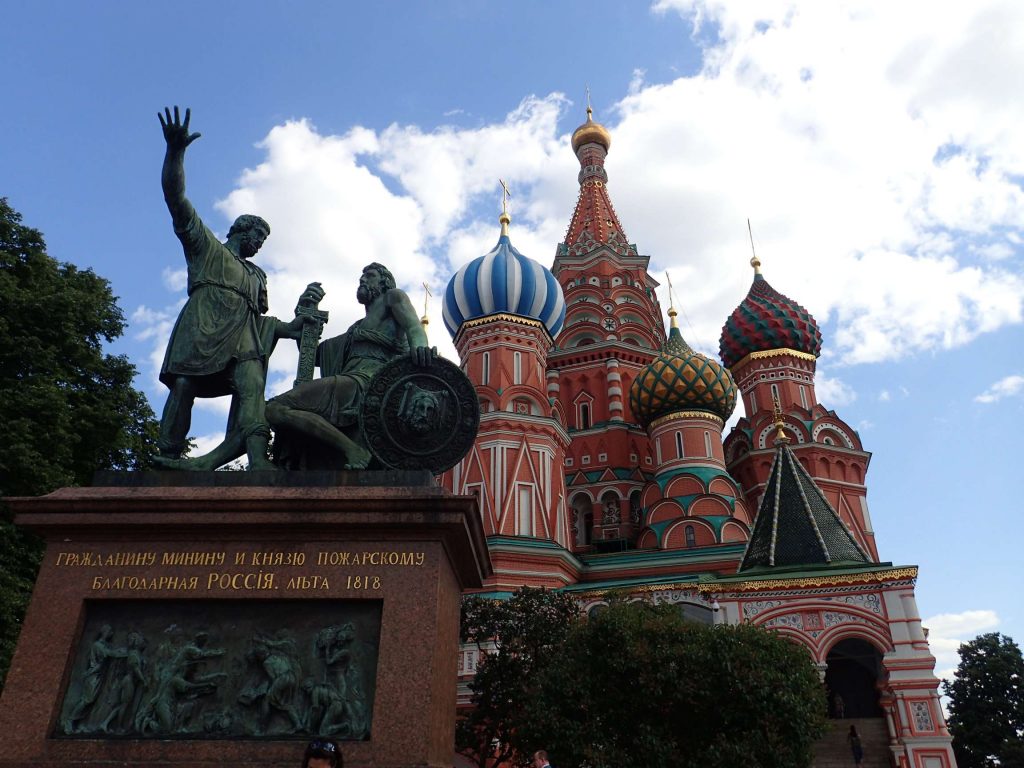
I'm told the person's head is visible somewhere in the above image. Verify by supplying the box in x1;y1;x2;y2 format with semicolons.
532;750;549;768
227;214;271;259
357;262;397;305
849;725;858;737
303;738;342;768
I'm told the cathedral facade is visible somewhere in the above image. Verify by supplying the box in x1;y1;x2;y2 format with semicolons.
440;109;956;768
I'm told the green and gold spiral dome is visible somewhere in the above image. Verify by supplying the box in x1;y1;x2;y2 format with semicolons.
630;311;738;428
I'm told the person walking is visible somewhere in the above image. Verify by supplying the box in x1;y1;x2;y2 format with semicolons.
847;724;864;767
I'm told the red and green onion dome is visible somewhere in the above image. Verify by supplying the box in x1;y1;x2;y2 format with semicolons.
629;318;738;428
719;257;822;368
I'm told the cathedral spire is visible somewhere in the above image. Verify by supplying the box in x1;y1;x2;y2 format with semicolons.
563;104;628;253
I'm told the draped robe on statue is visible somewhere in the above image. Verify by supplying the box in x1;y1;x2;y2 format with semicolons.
269;316;409;468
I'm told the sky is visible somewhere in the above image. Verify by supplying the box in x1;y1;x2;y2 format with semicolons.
3;0;1022;682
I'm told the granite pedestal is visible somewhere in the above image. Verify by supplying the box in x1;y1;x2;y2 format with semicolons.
0;472;490;768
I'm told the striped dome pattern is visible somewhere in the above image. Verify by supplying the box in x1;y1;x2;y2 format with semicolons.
630;326;738;427
443;235;566;338
719;274;822;369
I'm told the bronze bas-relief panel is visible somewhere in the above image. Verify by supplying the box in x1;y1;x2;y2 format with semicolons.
56;599;381;741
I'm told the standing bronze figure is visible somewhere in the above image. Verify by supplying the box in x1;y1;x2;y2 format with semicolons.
153;107;318;470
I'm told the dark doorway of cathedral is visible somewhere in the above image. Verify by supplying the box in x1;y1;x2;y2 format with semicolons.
824;638;884;718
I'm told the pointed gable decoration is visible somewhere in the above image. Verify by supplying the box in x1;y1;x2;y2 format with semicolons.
567;471;590;487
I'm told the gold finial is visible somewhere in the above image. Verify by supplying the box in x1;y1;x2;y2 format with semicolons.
571;89;611;153
665;271;679;328
420;282;432;327
499;178;511;236
772;394;790;444
748;218;762;275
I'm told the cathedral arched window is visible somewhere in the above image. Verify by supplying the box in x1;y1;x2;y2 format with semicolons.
516;484;534;537
704;430;712;458
675;431;684;458
513;351;522;385
685;525;696;548
481;351;490;385
576;398;593;430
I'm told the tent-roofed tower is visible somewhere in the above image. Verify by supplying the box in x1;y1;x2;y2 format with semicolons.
739;413;868;572
549;105;666;549
720;254;879;560
703;408;955;767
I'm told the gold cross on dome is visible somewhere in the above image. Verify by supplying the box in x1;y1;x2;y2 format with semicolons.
499;178;511;216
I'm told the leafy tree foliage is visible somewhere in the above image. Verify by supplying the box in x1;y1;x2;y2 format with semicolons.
0;197;158;688
457;587;580;768
458;592;827;768
527;600;827;768
943;632;1024;768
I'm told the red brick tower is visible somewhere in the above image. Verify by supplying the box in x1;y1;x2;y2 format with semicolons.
549;107;667;550
441;206;575;590
720;255;878;560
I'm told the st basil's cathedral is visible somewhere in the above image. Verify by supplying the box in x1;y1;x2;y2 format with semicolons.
439;107;957;768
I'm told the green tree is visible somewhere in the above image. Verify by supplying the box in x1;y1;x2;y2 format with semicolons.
0;197;158;689
527;600;827;768
943;632;1024;768
457;587;580;768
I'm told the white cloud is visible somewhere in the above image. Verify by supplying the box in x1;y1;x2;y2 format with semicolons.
190;432;227;458
924;609;1000;682
975;374;1024;403
815;369;857;408
161;267;187;292
878;390;890;402
637;0;1024;363
135;0;1024;441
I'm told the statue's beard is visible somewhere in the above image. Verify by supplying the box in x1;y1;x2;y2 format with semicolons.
357;285;384;305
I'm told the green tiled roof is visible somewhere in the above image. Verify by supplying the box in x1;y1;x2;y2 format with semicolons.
739;439;868;572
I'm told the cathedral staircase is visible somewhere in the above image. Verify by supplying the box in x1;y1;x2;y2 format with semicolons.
812;718;891;768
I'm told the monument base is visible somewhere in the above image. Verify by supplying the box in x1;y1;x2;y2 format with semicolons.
0;473;489;767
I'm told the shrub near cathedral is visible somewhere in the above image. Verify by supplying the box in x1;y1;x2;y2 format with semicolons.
525;600;827;768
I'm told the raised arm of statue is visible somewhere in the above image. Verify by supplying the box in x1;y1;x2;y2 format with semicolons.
386;288;435;366
158;106;202;232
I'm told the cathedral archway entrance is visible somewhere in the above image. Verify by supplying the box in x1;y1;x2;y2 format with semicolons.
824;638;883;718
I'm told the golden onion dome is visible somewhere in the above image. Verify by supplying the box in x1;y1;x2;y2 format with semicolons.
571;106;611;153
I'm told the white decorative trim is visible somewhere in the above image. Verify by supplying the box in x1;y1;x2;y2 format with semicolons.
812;422;855;449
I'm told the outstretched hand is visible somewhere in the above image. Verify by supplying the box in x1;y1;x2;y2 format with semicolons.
158;106;201;152
411;346;438;367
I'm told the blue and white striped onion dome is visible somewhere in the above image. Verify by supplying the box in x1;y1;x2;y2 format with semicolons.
443;234;566;339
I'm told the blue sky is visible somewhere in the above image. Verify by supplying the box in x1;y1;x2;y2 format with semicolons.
4;1;1023;679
